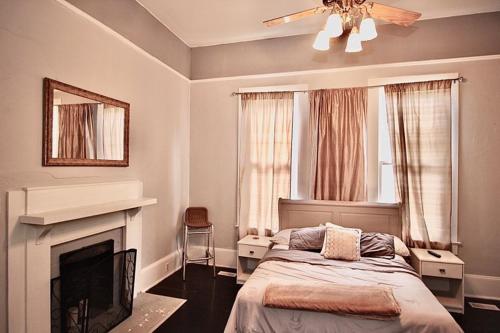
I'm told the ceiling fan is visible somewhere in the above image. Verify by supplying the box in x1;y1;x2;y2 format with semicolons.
263;0;421;53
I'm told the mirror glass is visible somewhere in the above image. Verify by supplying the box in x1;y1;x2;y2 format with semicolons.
44;79;129;166
51;90;125;160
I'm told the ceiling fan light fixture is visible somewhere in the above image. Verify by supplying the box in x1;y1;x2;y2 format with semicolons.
345;27;362;53
359;17;377;41
324;13;343;38
313;30;330;51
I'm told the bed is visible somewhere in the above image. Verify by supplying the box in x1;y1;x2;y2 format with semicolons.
224;199;462;333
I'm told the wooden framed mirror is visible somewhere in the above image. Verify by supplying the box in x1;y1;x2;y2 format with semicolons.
43;78;130;166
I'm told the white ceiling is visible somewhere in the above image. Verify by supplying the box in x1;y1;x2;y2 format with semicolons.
136;0;500;47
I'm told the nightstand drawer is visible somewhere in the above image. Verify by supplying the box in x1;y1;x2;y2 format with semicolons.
421;262;462;279
238;244;268;259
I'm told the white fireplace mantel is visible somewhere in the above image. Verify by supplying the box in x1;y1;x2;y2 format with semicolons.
20;197;157;225
7;180;157;333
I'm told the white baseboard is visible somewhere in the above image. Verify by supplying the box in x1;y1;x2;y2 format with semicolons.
189;246;237;268
465;274;500;300
140;247;236;291
140;250;182;292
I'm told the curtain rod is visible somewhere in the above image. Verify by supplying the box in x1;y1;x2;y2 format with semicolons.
230;76;464;96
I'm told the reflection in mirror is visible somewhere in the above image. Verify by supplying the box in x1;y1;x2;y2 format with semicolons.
51;90;125;160
43;78;129;166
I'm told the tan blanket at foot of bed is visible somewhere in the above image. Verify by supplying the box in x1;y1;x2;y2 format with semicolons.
263;282;401;320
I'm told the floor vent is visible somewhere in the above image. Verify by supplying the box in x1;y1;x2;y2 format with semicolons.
469;302;500;311
218;271;237;278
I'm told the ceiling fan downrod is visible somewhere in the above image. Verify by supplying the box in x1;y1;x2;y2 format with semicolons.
322;0;366;7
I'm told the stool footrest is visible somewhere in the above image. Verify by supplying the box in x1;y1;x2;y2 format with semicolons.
186;255;214;262
187;230;212;235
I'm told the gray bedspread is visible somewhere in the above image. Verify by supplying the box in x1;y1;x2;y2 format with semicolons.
225;250;462;333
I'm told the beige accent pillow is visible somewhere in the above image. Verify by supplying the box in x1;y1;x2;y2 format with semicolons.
320;223;340;255
394;236;410;257
320;223;362;255
323;227;361;261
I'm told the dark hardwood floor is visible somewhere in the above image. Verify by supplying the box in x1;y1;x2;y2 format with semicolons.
148;264;500;333
148;264;241;333
452;298;500;333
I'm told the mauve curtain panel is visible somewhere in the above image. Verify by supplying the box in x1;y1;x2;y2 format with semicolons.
238;92;294;238
57;103;96;159
384;80;452;249
308;88;368;201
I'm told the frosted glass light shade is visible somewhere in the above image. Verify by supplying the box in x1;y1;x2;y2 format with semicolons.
359;17;377;41
345;28;362;53
325;13;343;38
313;30;330;51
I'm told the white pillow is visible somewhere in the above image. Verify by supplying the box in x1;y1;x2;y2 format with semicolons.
323;227;361;261
270;228;294;245
394;236;410;257
271;243;290;251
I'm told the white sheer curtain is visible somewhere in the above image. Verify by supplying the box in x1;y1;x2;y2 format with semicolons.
238;92;294;238
384;80;452;249
96;105;124;160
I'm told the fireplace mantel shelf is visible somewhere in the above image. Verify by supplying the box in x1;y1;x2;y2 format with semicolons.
19;197;157;225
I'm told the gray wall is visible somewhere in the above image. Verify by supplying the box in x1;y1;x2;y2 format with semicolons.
191;12;500;79
0;1;191;332
67;0;192;78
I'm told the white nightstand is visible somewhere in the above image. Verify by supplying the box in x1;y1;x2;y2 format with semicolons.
237;235;272;284
410;248;464;313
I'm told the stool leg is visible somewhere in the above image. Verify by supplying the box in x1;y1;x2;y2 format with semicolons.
212;224;216;278
183;225;188;281
206;227;210;266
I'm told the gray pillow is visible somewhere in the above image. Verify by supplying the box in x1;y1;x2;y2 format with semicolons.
360;232;395;259
289;226;326;252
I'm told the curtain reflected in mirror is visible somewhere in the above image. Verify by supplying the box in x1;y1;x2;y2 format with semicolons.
51;90;124;160
44;79;129;166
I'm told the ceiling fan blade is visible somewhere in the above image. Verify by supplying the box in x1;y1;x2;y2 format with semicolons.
369;2;421;27
263;6;328;27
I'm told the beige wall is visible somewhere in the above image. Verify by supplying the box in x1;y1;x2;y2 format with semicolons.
190;57;500;279
0;1;190;332
191;12;500;80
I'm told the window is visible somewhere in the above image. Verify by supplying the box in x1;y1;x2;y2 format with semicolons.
290;91;310;199
377;87;396;203
238;76;459;248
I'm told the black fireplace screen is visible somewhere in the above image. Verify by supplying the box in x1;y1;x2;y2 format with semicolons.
51;241;137;333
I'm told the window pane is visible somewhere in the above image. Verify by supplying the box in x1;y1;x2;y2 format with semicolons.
378;88;392;163
378;87;396;203
380;163;396;203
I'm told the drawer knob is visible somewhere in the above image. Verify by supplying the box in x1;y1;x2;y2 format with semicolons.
439;268;446;274
249;250;254;255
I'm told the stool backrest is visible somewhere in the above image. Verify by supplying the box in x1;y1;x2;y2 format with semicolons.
184;207;210;228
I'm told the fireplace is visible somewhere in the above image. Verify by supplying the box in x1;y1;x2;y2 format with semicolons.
7;180;157;333
50;239;137;333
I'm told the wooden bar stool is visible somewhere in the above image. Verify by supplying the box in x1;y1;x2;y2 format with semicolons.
182;207;216;280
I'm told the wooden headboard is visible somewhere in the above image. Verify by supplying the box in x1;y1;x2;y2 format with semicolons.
278;199;402;237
